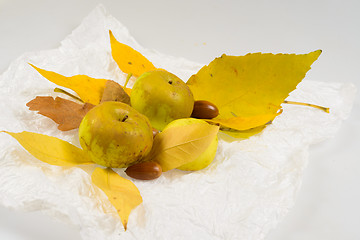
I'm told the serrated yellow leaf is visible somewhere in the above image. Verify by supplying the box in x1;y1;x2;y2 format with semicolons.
2;131;92;166
29;64;107;105
109;30;157;77
91;167;142;230
148;120;219;172
187;50;322;132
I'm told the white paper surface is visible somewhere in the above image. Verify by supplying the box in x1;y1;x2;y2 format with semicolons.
0;5;356;240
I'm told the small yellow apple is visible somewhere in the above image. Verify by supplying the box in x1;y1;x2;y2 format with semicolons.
163;118;218;171
130;70;194;131
79;101;153;168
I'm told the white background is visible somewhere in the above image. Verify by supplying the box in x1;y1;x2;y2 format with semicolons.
0;0;359;239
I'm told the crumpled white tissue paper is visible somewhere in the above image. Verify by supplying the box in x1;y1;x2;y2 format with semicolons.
0;5;356;240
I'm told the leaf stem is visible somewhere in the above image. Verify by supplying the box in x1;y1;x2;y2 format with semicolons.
124;73;133;88
283;100;329;113
54;88;84;103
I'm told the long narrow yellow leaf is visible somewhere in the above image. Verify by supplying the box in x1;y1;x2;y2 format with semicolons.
2;131;92;166
91;168;143;230
220;125;267;139
109;30;157;77
148;120;219;172
208;113;276;131
29;64;107;105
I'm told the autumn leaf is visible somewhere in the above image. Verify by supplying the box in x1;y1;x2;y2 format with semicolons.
26;96;94;131
100;80;130;104
2;131;93;166
109;30;157;77
187;50;322;132
210;113;279;131
147;120;219;172
220;125;267;139
29;64;108;105
91;167;143;230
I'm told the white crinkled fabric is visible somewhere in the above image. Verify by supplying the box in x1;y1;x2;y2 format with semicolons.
0;5;356;240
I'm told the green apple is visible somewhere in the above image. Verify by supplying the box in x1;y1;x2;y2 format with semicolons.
163;118;218;171
79;101;153;168
130;70;194;131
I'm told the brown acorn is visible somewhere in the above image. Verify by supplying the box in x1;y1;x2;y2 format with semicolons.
125;161;162;180
191;100;219;119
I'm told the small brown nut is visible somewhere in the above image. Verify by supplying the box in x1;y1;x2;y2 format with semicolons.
191;100;219;119
125;161;162;180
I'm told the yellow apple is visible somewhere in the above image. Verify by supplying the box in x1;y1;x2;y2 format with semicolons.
79;101;153;168
163;118;218;171
130;70;194;131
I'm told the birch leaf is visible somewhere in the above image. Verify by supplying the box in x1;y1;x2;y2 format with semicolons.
109;30;157;77
2;131;92;166
29;64;107;105
148;120;219;172
187;50;322;131
91;167;143;230
26;96;94;131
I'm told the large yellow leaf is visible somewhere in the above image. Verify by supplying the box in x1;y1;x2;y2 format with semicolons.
148;120;219;172
109;30;157;77
29;64;107;105
2;131;92;166
187;50;322;131
91;167;143;230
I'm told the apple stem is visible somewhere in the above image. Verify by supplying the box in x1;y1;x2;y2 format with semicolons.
283;100;329;113
54;88;84;103
124;73;132;88
121;115;128;122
